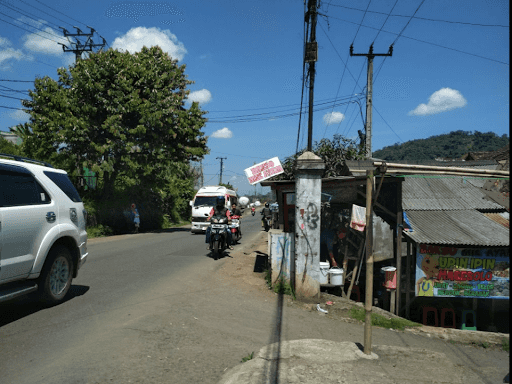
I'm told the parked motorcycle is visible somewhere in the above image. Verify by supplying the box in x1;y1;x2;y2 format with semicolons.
206;213;230;259
230;215;241;243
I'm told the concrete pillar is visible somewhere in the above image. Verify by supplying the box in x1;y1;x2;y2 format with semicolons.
294;151;325;298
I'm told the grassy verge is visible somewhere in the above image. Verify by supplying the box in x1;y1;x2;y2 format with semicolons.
349;306;422;331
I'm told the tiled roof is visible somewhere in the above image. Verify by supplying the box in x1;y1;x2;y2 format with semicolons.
404;210;510;246
402;176;504;210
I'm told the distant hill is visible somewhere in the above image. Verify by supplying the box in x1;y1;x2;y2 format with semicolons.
373;130;509;161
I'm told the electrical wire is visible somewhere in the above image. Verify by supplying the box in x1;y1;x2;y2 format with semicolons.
34;0;91;28
326;3;509;28
372;0;399;44
373;105;403;143
0;79;34;83
0;11;66;43
392;0;426;45
352;0;372;45
15;0;76;28
0;0;62;30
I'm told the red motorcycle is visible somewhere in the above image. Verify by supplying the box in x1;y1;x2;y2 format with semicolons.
229;215;241;244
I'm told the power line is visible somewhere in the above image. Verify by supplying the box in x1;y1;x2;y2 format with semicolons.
326;14;509;65
392;0;426;45
34;0;90;28
0;94;27;101
15;0;77;28
372;0;399;44
327;3;509;28
0;0;62;30
351;0;372;45
0;79;34;83
0;105;25;110
0;11;66;43
373;105;403;143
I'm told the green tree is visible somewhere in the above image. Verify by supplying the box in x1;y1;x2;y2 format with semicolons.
0;136;22;156
219;182;234;189
271;134;366;180
15;46;208;199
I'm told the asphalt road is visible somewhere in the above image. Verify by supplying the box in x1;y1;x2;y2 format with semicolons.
0;210;508;384
0;211;265;384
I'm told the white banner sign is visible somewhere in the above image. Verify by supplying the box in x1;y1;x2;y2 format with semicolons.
244;157;284;185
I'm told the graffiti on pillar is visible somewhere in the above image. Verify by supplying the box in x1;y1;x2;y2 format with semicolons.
306;202;319;230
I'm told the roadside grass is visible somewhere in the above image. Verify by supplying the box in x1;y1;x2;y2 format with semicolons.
501;338;509;352
86;224;113;238
241;352;254;363
348;306;422;331
264;271;296;300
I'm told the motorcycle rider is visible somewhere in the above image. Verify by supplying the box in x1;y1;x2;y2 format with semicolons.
230;203;242;238
206;196;234;250
251;206;256;215
261;202;272;229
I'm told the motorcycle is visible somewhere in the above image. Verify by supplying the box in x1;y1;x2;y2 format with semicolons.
230;215;241;243
206;213;230;259
251;209;255;216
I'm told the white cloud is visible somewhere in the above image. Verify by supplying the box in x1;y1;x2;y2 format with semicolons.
323;111;345;126
211;127;233;139
23;26;68;56
409;88;467;116
8;109;30;122
187;89;212;105
112;27;187;61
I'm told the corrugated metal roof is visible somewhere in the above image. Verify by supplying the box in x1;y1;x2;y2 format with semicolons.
483;212;510;228
402;176;504;210
404;210;510;246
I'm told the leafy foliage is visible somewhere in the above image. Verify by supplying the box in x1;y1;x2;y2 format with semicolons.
15;46;208;200
271;134;366;180
219;182;234;190
373;130;509;161
11;46;208;232
0;137;22;156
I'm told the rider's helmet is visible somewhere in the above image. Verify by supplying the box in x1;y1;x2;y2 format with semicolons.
265;202;269;208
216;196;225;207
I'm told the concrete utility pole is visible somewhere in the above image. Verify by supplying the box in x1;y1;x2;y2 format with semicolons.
216;157;226;185
305;0;318;151
350;43;393;159
59;26;107;62
350;43;391;356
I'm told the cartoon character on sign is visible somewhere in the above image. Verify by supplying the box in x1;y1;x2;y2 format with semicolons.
416;254;440;296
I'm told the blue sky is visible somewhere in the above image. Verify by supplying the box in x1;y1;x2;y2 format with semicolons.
0;0;509;196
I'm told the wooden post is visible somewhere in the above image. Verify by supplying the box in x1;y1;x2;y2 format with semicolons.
395;180;403;315
364;170;374;355
405;239;411;319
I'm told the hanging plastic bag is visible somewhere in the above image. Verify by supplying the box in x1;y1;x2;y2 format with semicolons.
350;204;366;232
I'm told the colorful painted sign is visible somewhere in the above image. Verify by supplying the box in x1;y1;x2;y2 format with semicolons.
415;244;509;299
244;157;284;185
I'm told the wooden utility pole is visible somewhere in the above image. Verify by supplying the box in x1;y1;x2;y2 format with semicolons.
350;44;392;158
305;0;318;151
363;169;374;355
216;157;226;185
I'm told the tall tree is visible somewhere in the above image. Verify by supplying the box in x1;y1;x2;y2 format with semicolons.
271;134;366;180
15;46;208;198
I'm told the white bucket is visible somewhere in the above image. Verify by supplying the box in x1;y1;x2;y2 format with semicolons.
319;262;330;284
329;268;344;286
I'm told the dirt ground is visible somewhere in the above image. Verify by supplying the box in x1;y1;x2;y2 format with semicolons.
218;231;509;351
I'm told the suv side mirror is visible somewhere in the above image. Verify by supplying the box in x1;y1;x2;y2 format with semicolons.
189;201;193;207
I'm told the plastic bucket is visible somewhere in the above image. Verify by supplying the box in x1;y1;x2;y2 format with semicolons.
329;268;344;286
319;262;330;284
381;266;397;289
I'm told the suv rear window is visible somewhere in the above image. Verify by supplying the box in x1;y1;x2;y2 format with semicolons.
44;171;82;202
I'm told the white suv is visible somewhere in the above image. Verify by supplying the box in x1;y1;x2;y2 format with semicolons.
0;153;88;305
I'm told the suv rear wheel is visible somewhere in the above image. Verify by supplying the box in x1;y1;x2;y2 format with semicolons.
38;245;73;305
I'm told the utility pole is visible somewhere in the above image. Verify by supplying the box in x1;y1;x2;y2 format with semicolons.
350;43;391;356
305;0;318;152
200;160;204;188
216;157;226;185
350;43;393;159
59;26;107;62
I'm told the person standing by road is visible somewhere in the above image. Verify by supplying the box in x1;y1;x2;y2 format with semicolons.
131;203;140;233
